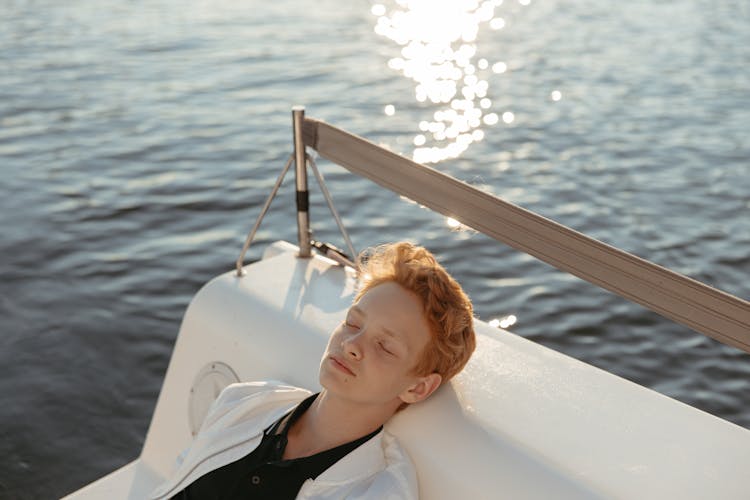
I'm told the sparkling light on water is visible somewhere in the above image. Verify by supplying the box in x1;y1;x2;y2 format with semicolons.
372;0;528;164
371;4;387;16
489;315;517;329
491;61;507;73
490;17;506;30
446;217;461;228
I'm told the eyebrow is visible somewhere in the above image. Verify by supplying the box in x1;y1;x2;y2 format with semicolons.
349;305;403;342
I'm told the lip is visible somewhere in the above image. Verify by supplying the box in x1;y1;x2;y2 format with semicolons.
329;356;355;376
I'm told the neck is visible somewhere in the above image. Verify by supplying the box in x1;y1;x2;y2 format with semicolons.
284;390;396;459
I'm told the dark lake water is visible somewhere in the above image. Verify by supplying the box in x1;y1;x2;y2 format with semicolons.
1;0;749;498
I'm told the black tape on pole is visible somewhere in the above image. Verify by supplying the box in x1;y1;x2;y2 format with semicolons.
296;190;309;212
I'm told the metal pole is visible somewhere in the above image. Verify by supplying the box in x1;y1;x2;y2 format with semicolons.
235;154;294;276
307;154;357;263
292;106;311;257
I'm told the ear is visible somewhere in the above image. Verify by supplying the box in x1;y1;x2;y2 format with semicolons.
398;373;442;405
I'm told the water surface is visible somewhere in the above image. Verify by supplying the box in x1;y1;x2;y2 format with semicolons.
1;1;748;497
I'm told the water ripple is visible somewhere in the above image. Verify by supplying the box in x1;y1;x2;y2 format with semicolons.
1;0;748;498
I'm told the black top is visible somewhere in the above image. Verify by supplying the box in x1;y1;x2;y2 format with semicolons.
170;393;382;500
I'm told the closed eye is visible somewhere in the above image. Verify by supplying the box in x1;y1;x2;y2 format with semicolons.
378;341;394;355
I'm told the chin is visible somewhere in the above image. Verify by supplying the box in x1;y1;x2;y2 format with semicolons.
318;366;344;391
318;372;331;391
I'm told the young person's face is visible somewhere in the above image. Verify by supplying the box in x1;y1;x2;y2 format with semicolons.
320;281;441;409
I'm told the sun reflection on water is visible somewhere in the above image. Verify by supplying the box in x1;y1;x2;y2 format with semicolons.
489;314;517;329
371;0;524;164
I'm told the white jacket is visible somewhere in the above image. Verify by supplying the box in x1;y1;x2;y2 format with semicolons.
150;381;418;500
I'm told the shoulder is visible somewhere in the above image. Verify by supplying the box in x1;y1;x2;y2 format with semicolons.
212;380;308;406
300;430;418;500
369;431;419;499
198;380;311;433
150;381;312;499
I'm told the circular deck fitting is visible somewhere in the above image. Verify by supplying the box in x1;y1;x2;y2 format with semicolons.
188;361;240;436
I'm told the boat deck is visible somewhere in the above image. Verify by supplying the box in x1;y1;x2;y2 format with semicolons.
64;241;750;499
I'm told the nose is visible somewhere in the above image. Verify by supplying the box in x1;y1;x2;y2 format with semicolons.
342;332;363;360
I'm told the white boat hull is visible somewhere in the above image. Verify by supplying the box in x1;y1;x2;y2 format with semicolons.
64;241;750;499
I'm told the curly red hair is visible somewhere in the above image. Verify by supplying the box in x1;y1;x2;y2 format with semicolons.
355;242;475;383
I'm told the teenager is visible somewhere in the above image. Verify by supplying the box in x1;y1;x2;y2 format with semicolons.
151;242;476;499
